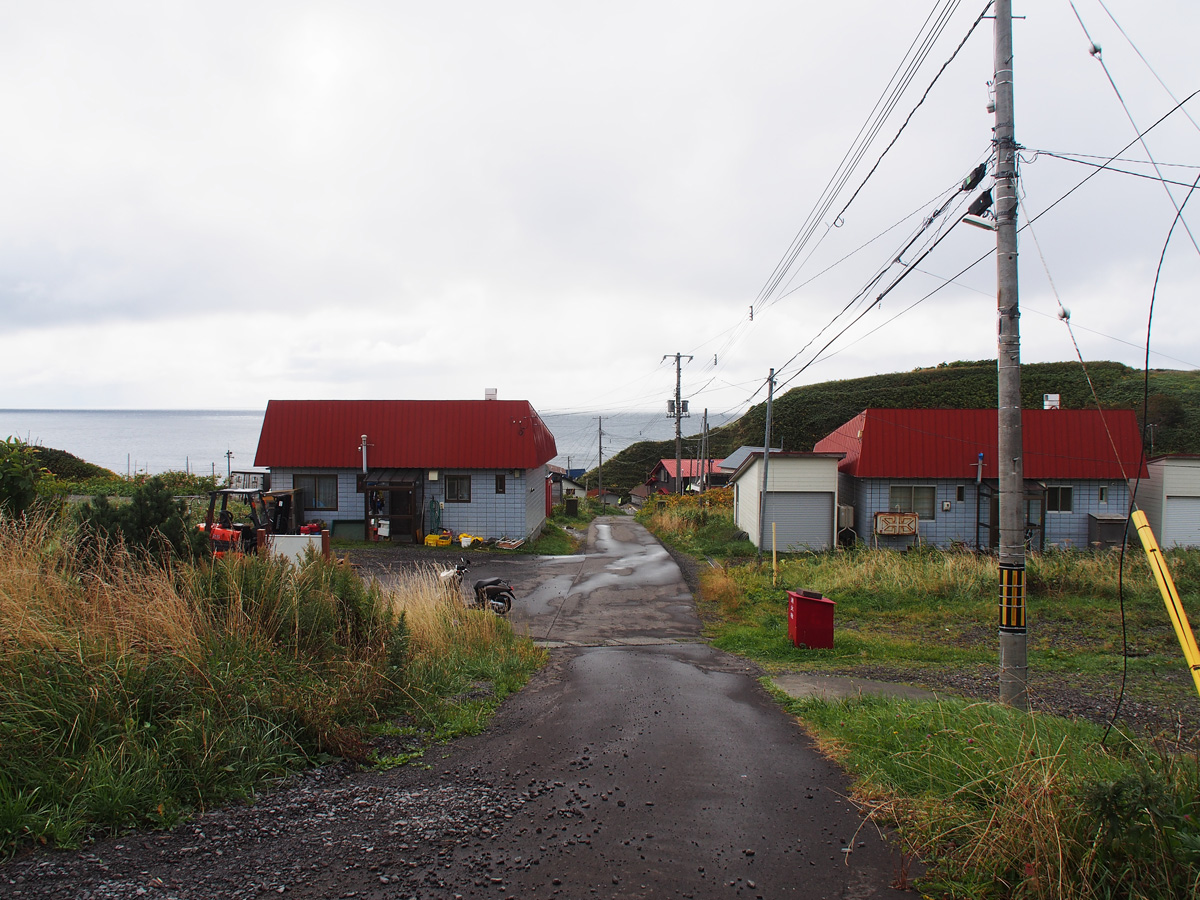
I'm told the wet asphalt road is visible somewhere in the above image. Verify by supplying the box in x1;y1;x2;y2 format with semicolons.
432;516;912;898
2;518;913;899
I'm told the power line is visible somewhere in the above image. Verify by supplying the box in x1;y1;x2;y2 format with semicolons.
753;1;992;315
1069;2;1200;259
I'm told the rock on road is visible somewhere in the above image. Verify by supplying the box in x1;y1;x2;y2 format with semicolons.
3;517;912;899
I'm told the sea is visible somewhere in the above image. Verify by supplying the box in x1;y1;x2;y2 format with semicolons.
2;408;740;478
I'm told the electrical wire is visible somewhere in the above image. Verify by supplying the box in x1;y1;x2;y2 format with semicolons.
772;184;980;393
1070;1;1200;260
1030;149;1200;189
1103;168;1200;747
752;0;986;315
1095;0;1200;135
807;87;1200;384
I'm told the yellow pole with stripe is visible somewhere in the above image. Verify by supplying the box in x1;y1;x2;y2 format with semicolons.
1130;510;1200;698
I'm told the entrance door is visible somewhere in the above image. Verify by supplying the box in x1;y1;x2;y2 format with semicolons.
387;487;420;543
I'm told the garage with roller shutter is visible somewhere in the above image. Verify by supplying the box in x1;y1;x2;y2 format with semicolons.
729;450;844;551
1143;456;1200;548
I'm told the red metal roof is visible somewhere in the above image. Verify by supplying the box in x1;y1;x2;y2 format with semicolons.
813;408;1147;480
254;400;557;470
655;458;726;478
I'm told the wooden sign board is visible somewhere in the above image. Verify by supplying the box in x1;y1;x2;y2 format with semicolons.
874;511;918;535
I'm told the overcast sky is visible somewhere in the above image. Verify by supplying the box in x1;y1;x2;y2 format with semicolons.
2;1;1197;421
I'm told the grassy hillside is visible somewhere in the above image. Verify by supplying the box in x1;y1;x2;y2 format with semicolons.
28;446;117;481
589;360;1200;496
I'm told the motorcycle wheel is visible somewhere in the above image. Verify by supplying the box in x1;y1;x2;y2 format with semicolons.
490;593;513;616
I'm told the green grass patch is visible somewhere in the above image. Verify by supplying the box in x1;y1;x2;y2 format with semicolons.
781;693;1200;899
518;522;580;555
0;513;545;857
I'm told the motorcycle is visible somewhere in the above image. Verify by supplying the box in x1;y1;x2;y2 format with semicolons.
439;558;515;616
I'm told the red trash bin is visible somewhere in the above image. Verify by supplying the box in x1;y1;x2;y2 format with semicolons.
786;590;835;649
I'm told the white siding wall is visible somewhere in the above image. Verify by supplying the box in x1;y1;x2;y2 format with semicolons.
1141;463;1165;536
1146;458;1200;547
523;467;548;539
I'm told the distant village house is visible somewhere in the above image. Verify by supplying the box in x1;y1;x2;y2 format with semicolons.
254;398;557;543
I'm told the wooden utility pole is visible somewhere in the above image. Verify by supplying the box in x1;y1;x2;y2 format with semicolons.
994;0;1027;709
664;353;692;494
757;369;775;562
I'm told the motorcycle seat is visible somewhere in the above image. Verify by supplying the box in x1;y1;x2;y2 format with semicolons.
474;577;506;589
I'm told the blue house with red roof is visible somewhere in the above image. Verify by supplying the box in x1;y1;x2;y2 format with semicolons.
814;408;1147;551
254;398;557;543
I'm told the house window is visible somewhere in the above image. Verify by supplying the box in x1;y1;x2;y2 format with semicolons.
956;485;966;502
1046;485;1073;512
495;474;506;494
889;485;936;519
445;474;471;503
294;474;338;510
1099;486;1108;504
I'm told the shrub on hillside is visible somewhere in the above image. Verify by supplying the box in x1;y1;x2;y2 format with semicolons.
27;446;116;481
76;476;206;560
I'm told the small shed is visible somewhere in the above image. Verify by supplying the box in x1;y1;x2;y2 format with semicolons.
727;449;844;552
1141;456;1200;548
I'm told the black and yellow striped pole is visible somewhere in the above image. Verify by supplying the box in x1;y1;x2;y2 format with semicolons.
1000;563;1026;630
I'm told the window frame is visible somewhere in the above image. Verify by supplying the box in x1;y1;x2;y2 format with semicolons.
1046;485;1074;513
495;474;506;494
888;484;937;520
1098;485;1108;504
445;474;472;503
293;473;339;511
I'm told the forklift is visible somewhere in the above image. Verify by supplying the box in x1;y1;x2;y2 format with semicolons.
198;488;304;557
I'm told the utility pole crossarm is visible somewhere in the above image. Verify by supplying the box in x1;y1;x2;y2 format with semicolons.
663;353;693;494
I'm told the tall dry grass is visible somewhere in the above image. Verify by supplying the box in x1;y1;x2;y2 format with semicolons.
0;513;202;658
375;566;545;712
699;566;745;622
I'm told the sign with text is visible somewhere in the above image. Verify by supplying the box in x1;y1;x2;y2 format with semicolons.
874;511;918;535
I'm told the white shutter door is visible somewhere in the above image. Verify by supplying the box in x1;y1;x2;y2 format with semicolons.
762;492;835;551
1163;496;1200;548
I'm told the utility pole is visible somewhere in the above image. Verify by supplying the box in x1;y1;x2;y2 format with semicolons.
700;409;709;493
994;0;1027;709
757;369;775;562
664;353;692;494
597;416;604;510
225;450;234;484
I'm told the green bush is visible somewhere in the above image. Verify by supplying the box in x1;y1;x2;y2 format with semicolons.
76;477;206;560
0;438;42;518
